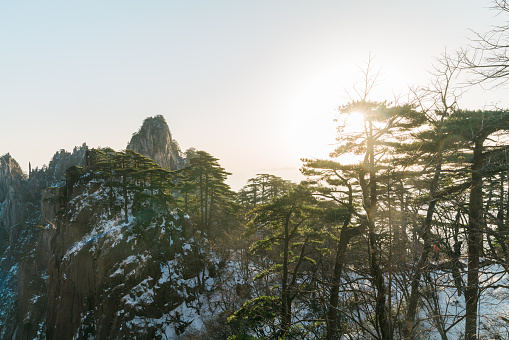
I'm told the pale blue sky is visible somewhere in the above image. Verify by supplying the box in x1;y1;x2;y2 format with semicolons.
1;1;507;189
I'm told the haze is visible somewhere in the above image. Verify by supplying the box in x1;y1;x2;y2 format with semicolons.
1;0;507;190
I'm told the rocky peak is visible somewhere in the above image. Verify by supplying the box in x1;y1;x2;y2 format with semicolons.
0;153;25;202
126;115;182;170
0;154;27;238
43;143;88;186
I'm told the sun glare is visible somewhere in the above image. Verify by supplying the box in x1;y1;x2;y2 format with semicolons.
281;102;367;163
343;111;366;134
280;75;338;161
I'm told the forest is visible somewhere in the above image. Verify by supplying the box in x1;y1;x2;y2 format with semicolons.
66;3;509;338
6;2;509;340
77;69;509;339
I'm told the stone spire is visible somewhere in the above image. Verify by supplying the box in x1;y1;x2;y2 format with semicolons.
126;115;182;170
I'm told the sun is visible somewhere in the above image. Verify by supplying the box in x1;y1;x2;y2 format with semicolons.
278;67;373;162
342;111;366;135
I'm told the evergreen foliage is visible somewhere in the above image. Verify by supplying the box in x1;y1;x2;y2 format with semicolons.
87;148;177;221
178;150;234;232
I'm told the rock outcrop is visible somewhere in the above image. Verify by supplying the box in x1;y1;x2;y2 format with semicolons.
17;188;59;339
2;117;229;339
127;115;182;170
0;154;27;245
0;145;88;339
43;157;212;339
43;143;88;186
0;154;30;338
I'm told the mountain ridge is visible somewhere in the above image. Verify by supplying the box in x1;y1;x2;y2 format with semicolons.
0;116;195;339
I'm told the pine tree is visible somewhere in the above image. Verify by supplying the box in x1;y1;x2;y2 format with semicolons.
179;150;233;231
245;183;322;338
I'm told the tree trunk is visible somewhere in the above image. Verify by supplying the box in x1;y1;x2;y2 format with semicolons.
205;174;209;229
325;223;363;339
123;175;129;223
359;119;390;340
403;137;443;339
465;138;483;340
199;173;204;227
280;213;292;337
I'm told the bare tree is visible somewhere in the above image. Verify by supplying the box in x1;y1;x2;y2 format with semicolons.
403;52;463;339
463;0;509;86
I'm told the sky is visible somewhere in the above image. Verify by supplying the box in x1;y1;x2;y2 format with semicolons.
1;0;509;190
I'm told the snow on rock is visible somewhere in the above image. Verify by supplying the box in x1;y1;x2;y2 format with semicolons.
46;176;201;339
122;277;155;311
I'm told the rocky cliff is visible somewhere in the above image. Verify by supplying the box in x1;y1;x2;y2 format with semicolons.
0;154;33;338
43;143;89;186
127;115;183;171
0;145;88;339
2;117;243;339
42;167;216;339
0;154;27;250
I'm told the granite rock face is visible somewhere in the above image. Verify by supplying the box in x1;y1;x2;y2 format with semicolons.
43;164;211;339
0;154;26;243
44;143;89;186
16;188;59;339
0;145;87;339
2;117;224;339
127;115;183;170
0;154;32;338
